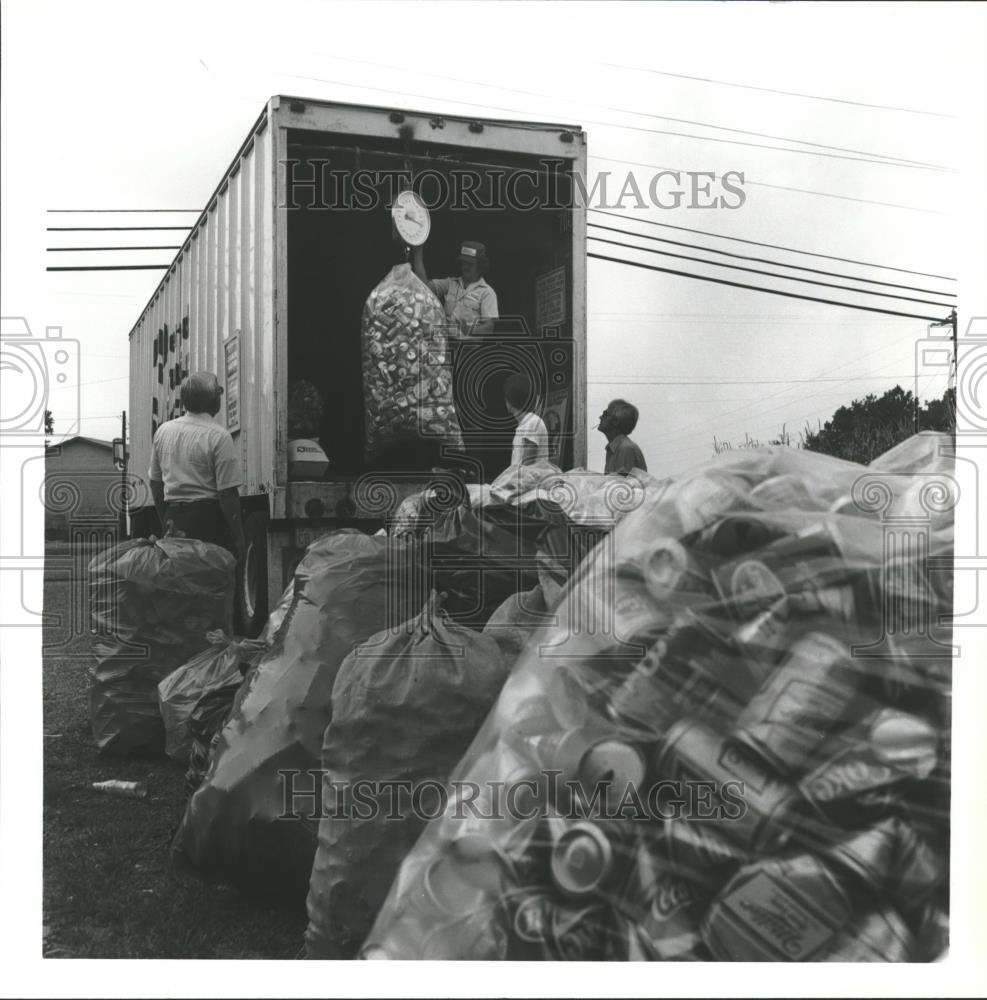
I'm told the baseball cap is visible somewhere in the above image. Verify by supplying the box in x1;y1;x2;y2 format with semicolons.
458;241;488;262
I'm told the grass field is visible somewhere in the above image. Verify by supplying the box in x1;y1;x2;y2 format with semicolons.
42;544;307;959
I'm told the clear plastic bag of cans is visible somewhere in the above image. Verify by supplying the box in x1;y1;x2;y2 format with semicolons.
361;264;464;465
360;435;954;961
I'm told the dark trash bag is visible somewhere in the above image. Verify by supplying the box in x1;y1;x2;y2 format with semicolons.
184;581;302;794
426;498;574;630
171;531;423;900
158;634;267;762
185;680;245;796
304;595;509;958
88;538;235;756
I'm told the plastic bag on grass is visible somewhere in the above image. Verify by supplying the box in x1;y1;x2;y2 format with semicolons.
361;436;953;961
362;264;463;465
171;531;423;899
158;633;268;762
88;538;235;756
304;594;509;958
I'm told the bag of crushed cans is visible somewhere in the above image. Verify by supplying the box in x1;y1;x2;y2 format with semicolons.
361;263;463;466
88;538;236;756
171;530;424;900
304;592;509;958
360;433;954;961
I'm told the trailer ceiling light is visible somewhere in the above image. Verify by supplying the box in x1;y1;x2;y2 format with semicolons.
389;112;406;124
290;100;306;114
468;122;484;133
560;132;574;143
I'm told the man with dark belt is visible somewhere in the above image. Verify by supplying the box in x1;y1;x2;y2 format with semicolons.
148;371;245;560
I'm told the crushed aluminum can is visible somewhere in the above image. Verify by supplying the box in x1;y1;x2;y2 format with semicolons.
633;872;709;961
912;900;949;962
868;708;939;780
505;727;646;815
508;891;612;961
638;538;715;604
696;513;789;559
701;854;852;961
799;708;939;810
91;779;147;799
608;611;760;737
712;520;879;626
549;819;633;900
619;837;710;960
819;906;915;962
732;595;791;669
661;819;752;890
674;473;752;535
733;630;862;774
819;818;899;895
419;903;509;960
550;900;615;960
655;718;803;855
891;820;946;911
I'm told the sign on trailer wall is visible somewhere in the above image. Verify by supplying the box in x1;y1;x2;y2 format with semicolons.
224;332;241;434
535;266;566;330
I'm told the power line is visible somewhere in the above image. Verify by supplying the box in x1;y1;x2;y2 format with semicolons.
590;209;956;281
47;265;171;272
47;246;183;252
589;154;945;215
588;235;950;308
587;223;956;299
588;251;951;322
273;69;944;171
299;51;943;168
597;61;954;119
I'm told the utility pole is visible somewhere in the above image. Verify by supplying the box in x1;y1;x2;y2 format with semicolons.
918;310;957;434
114;410;129;540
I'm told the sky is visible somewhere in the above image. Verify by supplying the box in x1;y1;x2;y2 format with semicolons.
3;1;985;479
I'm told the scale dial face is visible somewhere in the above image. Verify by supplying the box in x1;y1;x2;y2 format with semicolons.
391;189;431;246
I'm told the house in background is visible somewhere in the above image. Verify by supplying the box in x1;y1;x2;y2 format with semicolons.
44;436;120;540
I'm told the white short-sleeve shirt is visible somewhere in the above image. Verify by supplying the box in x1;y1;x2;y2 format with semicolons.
428;276;498;332
510;412;550;467
149;412;241;501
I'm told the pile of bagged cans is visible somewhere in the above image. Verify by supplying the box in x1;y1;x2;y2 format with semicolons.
361;264;464;464
360;434;954;961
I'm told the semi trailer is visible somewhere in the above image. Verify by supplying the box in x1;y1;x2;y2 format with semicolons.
127;95;588;634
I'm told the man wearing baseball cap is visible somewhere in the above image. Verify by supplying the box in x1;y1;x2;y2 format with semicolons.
412;240;499;337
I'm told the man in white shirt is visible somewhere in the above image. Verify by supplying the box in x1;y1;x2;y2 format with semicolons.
411;240;499;337
148;372;245;558
504;373;549;467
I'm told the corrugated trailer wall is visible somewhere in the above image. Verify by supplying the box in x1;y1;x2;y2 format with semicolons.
128;107;277;510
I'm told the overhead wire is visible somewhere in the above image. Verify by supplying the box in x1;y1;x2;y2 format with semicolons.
588;234;951;308
272;69;947;171
586;222;955;298
296;50;942;166
596;61;954;118
588;252;952;322
590;209;956;280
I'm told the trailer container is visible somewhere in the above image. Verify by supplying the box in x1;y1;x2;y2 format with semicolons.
128;95;587;634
